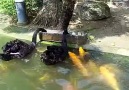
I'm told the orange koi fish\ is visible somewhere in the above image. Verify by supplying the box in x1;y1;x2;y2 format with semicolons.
68;52;89;77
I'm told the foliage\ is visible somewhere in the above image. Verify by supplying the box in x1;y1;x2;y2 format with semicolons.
26;0;43;20
0;0;42;21
0;0;16;16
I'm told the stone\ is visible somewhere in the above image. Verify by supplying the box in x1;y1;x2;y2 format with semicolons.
75;1;111;21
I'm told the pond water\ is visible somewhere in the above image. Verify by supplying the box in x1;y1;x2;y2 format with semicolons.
0;34;129;90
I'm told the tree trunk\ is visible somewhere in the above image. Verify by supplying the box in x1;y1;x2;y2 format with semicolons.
58;0;76;31
31;0;76;30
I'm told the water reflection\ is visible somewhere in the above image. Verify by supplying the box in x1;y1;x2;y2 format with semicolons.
56;79;76;90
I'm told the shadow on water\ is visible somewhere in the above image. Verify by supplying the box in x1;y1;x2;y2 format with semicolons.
2;25;29;33
0;34;129;90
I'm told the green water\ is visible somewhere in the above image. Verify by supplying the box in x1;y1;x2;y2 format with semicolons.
0;34;129;90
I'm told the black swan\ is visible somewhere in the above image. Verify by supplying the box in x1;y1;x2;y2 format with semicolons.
0;28;47;61
40;30;68;65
